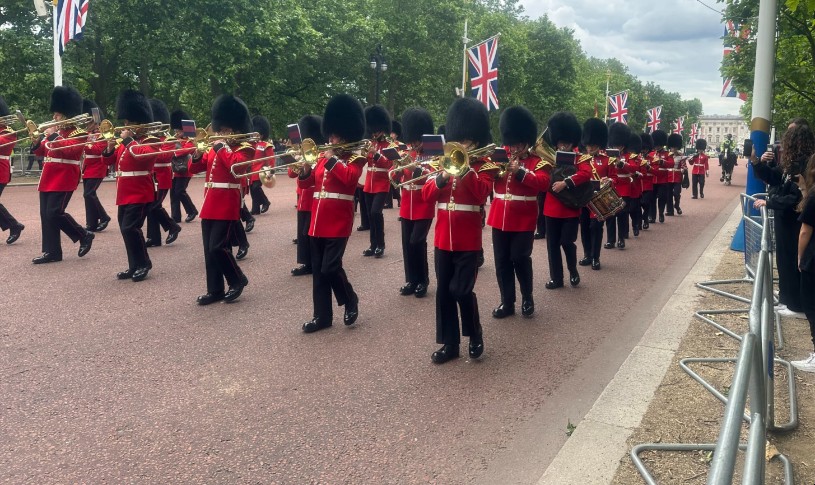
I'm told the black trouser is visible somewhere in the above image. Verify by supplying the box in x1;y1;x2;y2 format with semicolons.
147;189;178;245
628;197;642;232
641;190;655;222
296;210;313;267
390;185;401;207
365;191;387;250
776;214;803;312
249;180;270;214
692;174;705;198
0;184;21;231
606;201;629;243
82;178;109;229
39;191;84;257
355;187;369;229
118;203;150;271
800;271;815;351
492;228;534;305
170;177;197;222
27;157;43;171
545;216;579;283
401;218;432;285
240;203;254;223
657;183;674;216
434;248;482;346
672;182;682;212
579;207;603;260
536;193;546;236
310;236;356;324
230;220;249;249
201;219;246;295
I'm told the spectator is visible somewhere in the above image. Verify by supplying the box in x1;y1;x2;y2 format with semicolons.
792;151;815;372
26;154;43;174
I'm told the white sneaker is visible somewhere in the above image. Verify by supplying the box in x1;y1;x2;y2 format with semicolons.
774;304;787;311
777;308;807;319
791;352;815;373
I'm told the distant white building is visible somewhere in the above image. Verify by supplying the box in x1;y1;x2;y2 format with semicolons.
698;115;749;148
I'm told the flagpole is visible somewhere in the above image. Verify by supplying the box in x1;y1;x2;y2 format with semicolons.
460;18;469;98
52;0;62;87
603;69;610;122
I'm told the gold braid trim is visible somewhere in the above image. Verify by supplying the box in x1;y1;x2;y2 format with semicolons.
68;128;87;138
535;159;553;171
348;154;366;165
578;154;593;164
478;161;500;173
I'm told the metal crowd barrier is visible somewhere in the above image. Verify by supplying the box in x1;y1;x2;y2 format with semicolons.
631;204;798;484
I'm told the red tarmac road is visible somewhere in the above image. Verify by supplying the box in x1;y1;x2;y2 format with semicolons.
1;164;745;484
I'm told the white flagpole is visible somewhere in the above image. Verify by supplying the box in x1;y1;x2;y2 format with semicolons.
603;69;610;122
52;0;62;86
460;18;469;98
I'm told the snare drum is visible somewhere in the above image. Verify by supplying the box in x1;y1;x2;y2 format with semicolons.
587;181;626;221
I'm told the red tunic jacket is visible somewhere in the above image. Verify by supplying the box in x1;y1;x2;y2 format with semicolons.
251;141;274;183
389;150;435;221
690;153;709;175
487;152;549;232
82;136;112;179
608;152;642;198
653;149;672;184
640;152;655;192
189;142;254;221
363;139;393;193
543;156;592;219
109;136;160;205
151;136;174;190
0;127;15;185
302;153;365;238
290;163;315;212
423;159;494;252
33;126;86;192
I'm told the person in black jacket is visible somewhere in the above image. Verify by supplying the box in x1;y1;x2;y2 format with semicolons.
752;118;814;318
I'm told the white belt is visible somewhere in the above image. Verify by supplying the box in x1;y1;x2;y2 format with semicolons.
44;157;80;166
117;171;150;177
667;168;682;172
0;155;9;161
206;182;240;189
617;174;633;178
316;191;354;201
154;163;171;168
402;184;422;191
494;193;537;202
84;155;101;159
368;167;389;172
437;202;480;212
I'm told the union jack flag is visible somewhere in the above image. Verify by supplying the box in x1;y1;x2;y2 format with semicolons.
673;116;685;134
56;0;90;55
722;21;748;100
690;123;699;144
467;36;499;111
607;91;629;124
646;106;662;133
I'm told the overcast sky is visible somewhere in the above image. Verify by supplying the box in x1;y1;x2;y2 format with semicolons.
519;0;745;116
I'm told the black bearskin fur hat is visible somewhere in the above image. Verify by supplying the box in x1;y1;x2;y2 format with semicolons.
50;86;83;118
627;133;642;153
581;118;608;148
116;89;153;124
298;115;325;145
547;112;581;148
668;133;683;149
322;94;365;142
149;99;170;125
446;97;492;148
391;120;402;138
252;115;271;141
365;104;392;135
652;129;668;148
0;95;9;117
170;109;190;130
608;122;631;148
212;94;252;134
500;106;538;147
640;132;654;152
82;99;105;121
437;124;446;136
401;108;434;144
695;138;707;151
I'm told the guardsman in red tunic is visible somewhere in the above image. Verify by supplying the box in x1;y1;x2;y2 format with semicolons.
387;120;402;209
297;94;365;333
625;133;645;237
249;115;272;215
31;86;95;264
490;106;547;319
388;107;435;298
169;109;199;223
0;95;24;244
145;99;182;248
80;99;112;233
422;97;494;364
543;112;592;289
651;129;672;223
189;95;254;305
362;105;393;258
290;114;324;276
666;133;688;215
690;138;710;199
578;118;609;271
605;122;633;249
639;133;656;228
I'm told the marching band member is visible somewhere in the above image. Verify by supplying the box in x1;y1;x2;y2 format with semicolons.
625;133;644;237
489;106;546;319
422;97;494;364
0;95;24;244
666;133;687;215
543;112;591;289
605;122;632;249
249;115;273;215
639;132;656;228
690;138;710;199
362;105;393;258
652;130;671;223
80;99;112;233
289;114;324;276
31;86;95;264
579;118;609;271
297;94;365;333
145;99;182;247
102;89;159;281
389;107;435;298
169;109;199;223
189;94;254;304
387;119;402;209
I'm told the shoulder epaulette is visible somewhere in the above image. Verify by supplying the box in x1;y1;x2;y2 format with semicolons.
165;135;176;142
236;142;255;153
428;159;440;171
68;128;87;138
535;159;553;171
478;161;500;173
142;135;160;143
347;154;366;165
0;127;13;135
579;154;593;163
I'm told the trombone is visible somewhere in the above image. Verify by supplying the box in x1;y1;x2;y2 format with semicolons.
396;142;496;188
230;138;372;179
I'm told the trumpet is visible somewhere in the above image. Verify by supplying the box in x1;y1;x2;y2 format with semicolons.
397;142;496;187
26;113;93;141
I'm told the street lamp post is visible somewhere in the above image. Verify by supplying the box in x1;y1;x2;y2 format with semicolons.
370;44;387;105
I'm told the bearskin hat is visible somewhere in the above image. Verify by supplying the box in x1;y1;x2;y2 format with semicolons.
149;99;170;125
170;109;190;130
401;107;434;144
640;132;654;152
0;95;9;117
116;89;153;124
547;112;581;148
652;129;668;148
298;115;325;145
251;115;271;141
446;97;492;148
82;99;105;120
49;86;83;118
499;106;538;147
608;122;631;148
581;118;608;149
627;133;642;154
391;120;402;138
695;138;707;151
322;94;365;142
667;133;683;149
364;104;392;135
437;124;446;136
212;94;252;134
